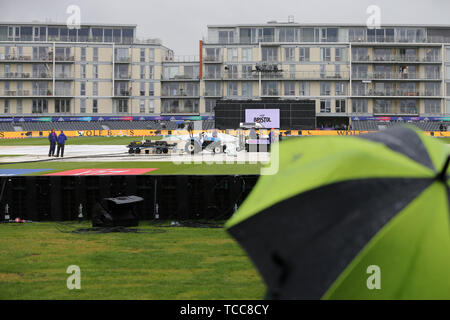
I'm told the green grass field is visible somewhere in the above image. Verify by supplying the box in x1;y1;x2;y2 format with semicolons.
0;221;265;300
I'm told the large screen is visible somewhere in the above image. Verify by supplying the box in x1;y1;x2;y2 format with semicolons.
245;109;280;129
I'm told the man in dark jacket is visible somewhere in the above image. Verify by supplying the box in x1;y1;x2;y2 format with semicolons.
56;130;68;158
48;129;57;157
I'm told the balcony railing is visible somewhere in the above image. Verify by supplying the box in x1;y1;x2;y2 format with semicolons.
114;73;132;80
115;57;131;63
352;90;441;97
353;55;441;63
55;73;73;79
55;55;75;62
161;91;200;97
203;56;222;63
163;55;199;62
0;72;31;79
203;71;350;80
353;72;441;80
162;74;200;80
114;90;131;97
0;55;52;62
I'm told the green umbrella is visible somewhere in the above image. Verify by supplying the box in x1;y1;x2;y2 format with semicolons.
226;126;450;300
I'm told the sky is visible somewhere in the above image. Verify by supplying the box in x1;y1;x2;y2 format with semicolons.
0;0;449;55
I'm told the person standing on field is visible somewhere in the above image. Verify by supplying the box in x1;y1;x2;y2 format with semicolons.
56;130;67;158
48;128;57;157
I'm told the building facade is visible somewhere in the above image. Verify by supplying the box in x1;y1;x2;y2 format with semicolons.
201;22;450;121
0;22;175;116
2;21;450;120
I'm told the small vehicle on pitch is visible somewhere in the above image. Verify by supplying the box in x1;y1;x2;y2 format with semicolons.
127;138;177;154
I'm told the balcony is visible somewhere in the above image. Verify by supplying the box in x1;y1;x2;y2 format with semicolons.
353;72;441;81
55;56;75;63
353;55;441;63
161;74;200;81
114;90;131;97
163;55;199;63
115;57;131;64
203;71;350;81
0;55;52;63
161;90;200;98
203;56;222;63
352;90;441;97
114;73;132;80
55;73;73;80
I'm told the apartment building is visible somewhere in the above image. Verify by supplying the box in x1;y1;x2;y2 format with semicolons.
201;22;450;120
0;22;172;116
2;21;450;121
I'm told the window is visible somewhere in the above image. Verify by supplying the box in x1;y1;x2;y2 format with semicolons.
93;48;98;62
140;48;146;62
280;28;296;42
374;100;392;114
205;99;216;113
242;65;253;79
93;82;98;96
219;30;234;44
80;82;86;96
148;82;154;96
92;28;103;42
227;82;238;96
352;99;368;113
32;99;48;113
262;47;278;62
93;65;98;79
149;49;155;62
16;99;22;114
242;82;253;97
140;82;145;96
352;47;369;61
320;100;331;113
425;65;440;80
349;28;366;42
299;48;310;62
55;82;71;96
320;47;331;61
80;47;86;61
320;82;331;95
80;65;86;79
299;28;315;42
93;99;98;113
149;66;154;79
284;47;295;62
335;82;347;96
80;99;86;113
400;100;417;114
205;82;222;96
262;82;278;96
205;48;221;62
242;48;253;62
140;100;146;113
116;99;129;113
284;82;295;96
55;99;71;113
205;65;221;79
335;48;346;62
299;82;310;96
425;83;441;96
425;100;441;114
148;100;154;113
227;48;238;62
335;99;346;113
140;65;146;79
4;100;9;113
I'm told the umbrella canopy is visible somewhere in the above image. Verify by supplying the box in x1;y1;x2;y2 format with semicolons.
226;126;450;300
